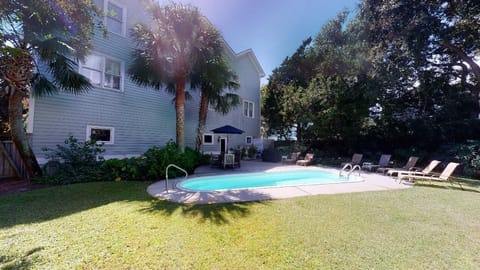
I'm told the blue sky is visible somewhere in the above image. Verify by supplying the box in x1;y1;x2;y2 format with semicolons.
160;0;359;85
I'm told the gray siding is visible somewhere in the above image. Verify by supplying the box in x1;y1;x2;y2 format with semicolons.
200;53;262;154
29;1;263;161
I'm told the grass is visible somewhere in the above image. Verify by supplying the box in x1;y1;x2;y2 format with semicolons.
0;179;479;269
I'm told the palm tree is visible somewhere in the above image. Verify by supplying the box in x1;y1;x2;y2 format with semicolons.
129;1;224;152
191;57;240;152
0;0;100;177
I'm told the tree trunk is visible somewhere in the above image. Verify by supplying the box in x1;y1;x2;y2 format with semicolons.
195;91;209;152
442;41;480;116
175;75;186;153
8;89;42;178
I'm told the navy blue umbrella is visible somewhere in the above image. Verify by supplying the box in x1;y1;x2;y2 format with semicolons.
211;125;244;134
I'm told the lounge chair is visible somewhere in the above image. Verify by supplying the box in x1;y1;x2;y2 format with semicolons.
362;154;391;172
341;153;363;167
398;162;462;188
283;152;301;164
296;153;314;166
394;160;441;179
378;156;418;174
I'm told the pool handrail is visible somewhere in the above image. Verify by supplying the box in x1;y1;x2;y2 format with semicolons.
165;164;188;193
339;163;361;179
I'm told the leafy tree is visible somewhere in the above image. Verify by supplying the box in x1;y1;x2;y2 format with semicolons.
129;1;223;152
0;0;101;177
360;0;480;114
263;38;316;139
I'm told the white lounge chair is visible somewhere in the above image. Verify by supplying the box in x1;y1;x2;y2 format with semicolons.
398;162;462;188
391;159;440;178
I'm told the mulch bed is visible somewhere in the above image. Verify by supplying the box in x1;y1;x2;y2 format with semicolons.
0;178;49;196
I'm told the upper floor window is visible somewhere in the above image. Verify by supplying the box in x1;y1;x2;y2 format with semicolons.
106;2;125;35
80;54;123;91
243;100;254;118
94;0;126;36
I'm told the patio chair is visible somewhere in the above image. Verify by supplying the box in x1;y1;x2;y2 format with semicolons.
296;153;314;166
394;160;441;180
362;154;391;172
341;153;363;167
283;152;301;164
210;153;222;168
398;162;462;188
378;156;418;175
234;152;241;168
223;153;235;169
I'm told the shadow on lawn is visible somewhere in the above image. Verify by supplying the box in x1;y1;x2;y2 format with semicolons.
0;181;270;228
0;246;44;269
415;178;480;193
143;198;269;225
0;181;151;229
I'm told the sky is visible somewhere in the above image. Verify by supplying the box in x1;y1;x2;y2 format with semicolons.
160;0;359;85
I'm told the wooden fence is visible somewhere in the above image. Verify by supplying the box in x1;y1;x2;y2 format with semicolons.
0;141;29;180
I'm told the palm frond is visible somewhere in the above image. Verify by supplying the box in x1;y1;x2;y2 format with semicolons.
31;73;58;97
128;49;165;90
48;54;91;94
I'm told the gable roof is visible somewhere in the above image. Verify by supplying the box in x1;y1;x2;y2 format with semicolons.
222;40;265;78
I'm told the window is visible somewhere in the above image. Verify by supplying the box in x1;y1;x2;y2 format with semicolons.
87;125;115;144
94;0;126;36
80;54;123;91
106;2;125;35
243;100;254;118
203;133;214;145
245;136;252;145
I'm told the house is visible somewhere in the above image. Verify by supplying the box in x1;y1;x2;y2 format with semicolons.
27;0;264;163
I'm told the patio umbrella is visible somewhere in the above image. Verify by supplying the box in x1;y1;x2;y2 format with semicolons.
211;125;244;134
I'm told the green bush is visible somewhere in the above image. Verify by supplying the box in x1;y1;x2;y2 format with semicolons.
450;141;480;178
101;157;146;181
35;136;105;184
101;141;201;181
247;145;257;158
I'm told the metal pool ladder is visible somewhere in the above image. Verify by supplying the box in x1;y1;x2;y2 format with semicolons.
165;164;188;193
339;163;362;179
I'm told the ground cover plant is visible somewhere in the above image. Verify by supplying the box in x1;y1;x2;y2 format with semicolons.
1;180;479;269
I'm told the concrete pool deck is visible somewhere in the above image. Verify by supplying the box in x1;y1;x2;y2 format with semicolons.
147;160;413;204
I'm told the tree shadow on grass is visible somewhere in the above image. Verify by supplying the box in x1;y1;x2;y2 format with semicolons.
414;178;480;193
141;190;272;225
0;247;44;270
143;200;269;225
0;181;152;229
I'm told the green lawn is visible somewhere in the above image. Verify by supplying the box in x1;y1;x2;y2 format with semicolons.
1;179;479;269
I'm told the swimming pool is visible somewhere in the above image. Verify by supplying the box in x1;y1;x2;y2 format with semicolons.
178;169;360;191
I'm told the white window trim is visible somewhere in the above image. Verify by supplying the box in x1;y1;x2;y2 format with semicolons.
243;100;255;118
86;125;115;145
245;136;253;145
79;52;124;92
202;133;214;145
103;0;127;36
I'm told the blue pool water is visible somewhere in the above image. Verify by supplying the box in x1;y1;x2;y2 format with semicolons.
178;170;354;191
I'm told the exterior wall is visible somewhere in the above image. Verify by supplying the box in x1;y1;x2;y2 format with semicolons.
200;52;263;154
29;0;264;162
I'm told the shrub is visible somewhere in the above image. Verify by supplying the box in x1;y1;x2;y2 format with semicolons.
102;141;201;181
247;145;257;158
101;157;146;181
449;141;480;178
35;136;105;184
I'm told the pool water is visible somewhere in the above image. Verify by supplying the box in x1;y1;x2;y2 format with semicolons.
178;170;356;191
